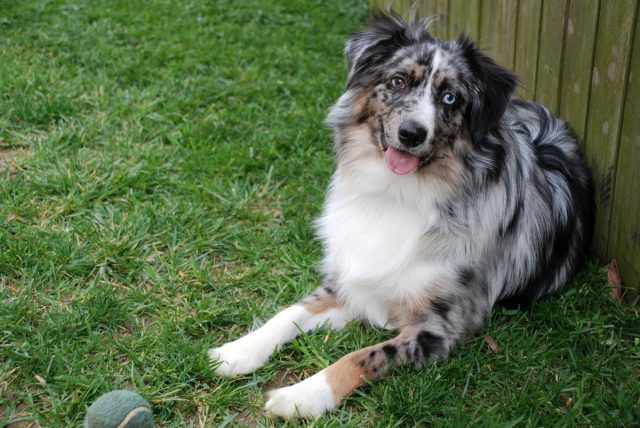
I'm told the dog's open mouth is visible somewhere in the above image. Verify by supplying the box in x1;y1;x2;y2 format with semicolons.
384;146;420;175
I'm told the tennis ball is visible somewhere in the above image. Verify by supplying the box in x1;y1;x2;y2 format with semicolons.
84;390;154;428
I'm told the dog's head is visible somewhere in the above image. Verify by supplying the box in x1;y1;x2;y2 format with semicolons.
328;13;518;176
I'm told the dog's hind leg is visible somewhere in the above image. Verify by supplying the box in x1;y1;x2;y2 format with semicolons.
209;283;353;377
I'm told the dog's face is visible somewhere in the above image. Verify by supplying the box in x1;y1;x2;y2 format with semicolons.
329;14;518;176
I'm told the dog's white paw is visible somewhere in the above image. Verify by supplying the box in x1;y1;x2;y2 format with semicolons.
208;339;270;376
265;371;336;418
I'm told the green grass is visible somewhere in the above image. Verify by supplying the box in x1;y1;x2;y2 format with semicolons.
0;1;638;426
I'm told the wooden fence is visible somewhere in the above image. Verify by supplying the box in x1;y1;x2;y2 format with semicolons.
371;0;640;290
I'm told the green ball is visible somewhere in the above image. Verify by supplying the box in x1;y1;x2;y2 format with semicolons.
84;390;154;428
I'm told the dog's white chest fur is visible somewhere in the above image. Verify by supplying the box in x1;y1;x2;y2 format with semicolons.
316;155;449;328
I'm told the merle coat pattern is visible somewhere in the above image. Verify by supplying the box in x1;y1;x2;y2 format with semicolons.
209;14;595;418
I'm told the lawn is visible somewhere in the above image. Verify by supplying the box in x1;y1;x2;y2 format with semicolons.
1;0;639;426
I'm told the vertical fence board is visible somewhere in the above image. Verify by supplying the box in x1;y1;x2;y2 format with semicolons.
585;0;637;256
371;0;385;11
489;0;518;69
514;0;543;100
438;0;450;38
479;0;493;48
417;1;432;18
559;0;600;143
389;0;410;14
608;5;640;289
418;0;449;39
448;0;481;40
400;0;414;14
535;0;568;113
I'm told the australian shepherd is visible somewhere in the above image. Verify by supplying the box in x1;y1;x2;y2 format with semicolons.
209;13;595;417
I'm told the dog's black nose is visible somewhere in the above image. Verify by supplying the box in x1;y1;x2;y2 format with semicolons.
398;121;427;147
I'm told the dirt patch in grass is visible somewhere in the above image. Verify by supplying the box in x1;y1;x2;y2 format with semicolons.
0;399;42;428
261;366;299;391
0;147;32;175
235;408;259;428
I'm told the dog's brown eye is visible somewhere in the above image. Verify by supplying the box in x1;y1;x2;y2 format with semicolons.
388;76;406;90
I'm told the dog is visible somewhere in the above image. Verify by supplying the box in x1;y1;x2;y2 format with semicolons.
208;13;595;418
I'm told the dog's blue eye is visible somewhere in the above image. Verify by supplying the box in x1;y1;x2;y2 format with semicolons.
442;93;457;105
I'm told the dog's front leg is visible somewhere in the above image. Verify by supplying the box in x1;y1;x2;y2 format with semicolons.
265;318;471;418
209;284;352;376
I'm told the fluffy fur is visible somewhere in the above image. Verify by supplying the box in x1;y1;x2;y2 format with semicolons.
209;13;595;418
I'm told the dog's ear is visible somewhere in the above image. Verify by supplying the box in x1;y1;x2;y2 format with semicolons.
458;34;519;143
345;13;405;76
345;13;431;89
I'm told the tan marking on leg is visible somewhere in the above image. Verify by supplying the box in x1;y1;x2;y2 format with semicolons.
324;332;419;406
303;293;338;314
324;353;370;405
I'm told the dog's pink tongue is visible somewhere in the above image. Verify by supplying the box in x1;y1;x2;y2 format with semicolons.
385;147;419;175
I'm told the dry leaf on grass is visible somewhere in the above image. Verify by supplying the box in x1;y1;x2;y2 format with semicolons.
483;334;501;353
607;259;624;304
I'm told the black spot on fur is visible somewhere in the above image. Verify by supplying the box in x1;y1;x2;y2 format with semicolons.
477;277;490;294
323;286;335;295
403;347;413;361
431;297;452;320
416;331;444;359
444;201;456;218
500;198;523;237
457;266;474;286
417;53;434;70
378;116;388;149
382;345;397;359
536;143;573;178
466;135;507;182
413;347;421;361
369;350;377;359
